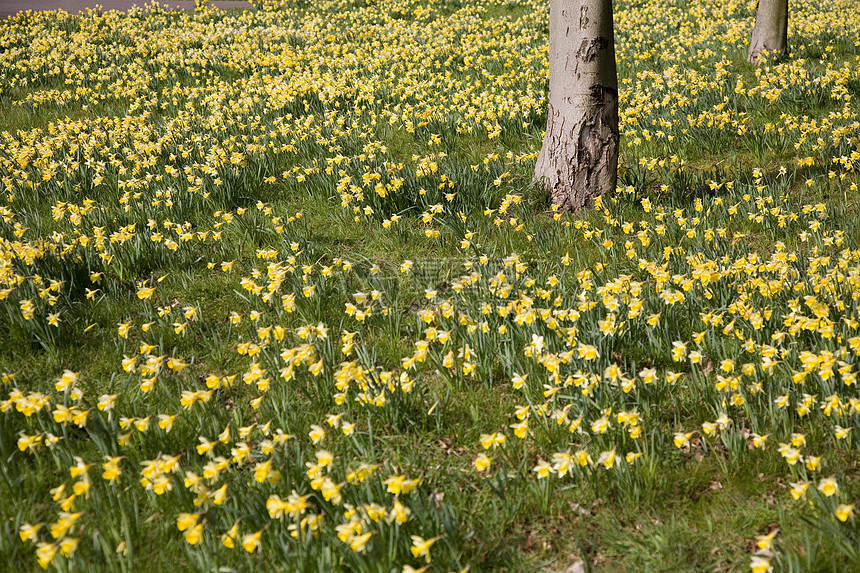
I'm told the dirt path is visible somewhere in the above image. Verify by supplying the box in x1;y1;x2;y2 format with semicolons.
1;0;253;20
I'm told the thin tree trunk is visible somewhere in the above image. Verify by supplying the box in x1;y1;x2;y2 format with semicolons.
534;0;618;212
747;0;788;64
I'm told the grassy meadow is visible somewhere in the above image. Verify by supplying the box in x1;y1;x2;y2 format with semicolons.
2;0;860;570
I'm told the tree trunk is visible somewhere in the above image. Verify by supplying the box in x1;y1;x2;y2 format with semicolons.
747;0;788;64
534;0;618;212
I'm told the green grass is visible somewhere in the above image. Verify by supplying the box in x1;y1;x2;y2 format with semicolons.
1;0;860;571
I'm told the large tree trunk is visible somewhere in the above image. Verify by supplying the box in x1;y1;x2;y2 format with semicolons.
534;0;618;212
747;0;788;64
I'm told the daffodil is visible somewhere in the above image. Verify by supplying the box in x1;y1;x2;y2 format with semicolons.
474;453;492;472
241;531;262;553
410;535;442;562
750;555;772;573
387;499;411;524
35;542;58;569
349;532;372;553
818;477;838;497
674;432;693;449
836;504;854;522
19;523;42;543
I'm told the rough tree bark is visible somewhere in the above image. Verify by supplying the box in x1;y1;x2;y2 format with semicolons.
747;0;788;64
534;0;618;212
